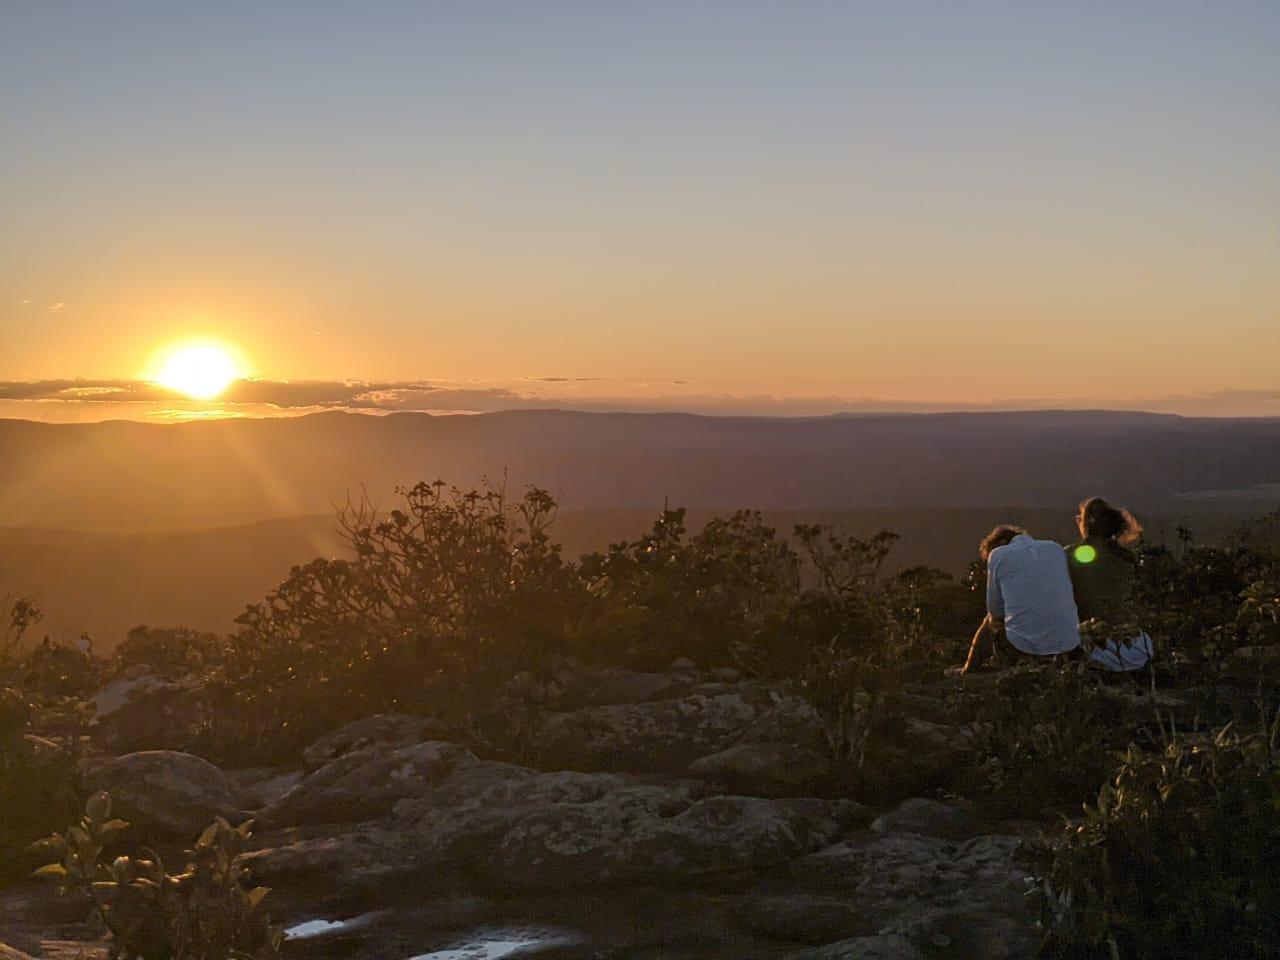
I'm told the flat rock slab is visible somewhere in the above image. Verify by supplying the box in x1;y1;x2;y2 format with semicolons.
533;686;815;774
785;934;922;960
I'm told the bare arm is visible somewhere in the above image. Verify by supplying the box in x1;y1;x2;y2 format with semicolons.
959;613;995;675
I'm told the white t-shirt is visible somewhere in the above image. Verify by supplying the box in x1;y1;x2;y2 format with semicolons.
987;534;1081;656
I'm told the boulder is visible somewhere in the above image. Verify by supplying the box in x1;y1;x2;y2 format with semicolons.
252;750;857;893
870;798;975;840
733;692;829;753
485;794;853;889
302;714;454;769
533;686;786;773
90;671;169;719
90;674;208;752
855;743;963;804
551;667;693;710
82;750;251;835
240;823;416;888
0;945;36;960
784;935;922;960
227;767;305;808
399;767;707;881
688;743;834;796
793;832;1035;958
735;894;864;944
265;740;476;826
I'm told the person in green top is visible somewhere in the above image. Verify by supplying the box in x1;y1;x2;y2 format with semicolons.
1065;497;1152;672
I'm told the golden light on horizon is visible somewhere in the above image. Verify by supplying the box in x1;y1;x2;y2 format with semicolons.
150;340;245;400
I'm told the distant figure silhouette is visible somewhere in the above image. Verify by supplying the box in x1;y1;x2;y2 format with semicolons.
1066;497;1152;673
954;525;1080;674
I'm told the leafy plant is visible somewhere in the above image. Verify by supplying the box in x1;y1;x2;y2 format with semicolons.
579;508;800;669
958;662;1136;819
206;480;578;761
1028;715;1280;959
0;685;81;878
33;792;281;960
0;596;42;686
115;626;227;680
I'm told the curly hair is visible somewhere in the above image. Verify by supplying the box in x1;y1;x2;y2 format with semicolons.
979;524;1026;562
1078;497;1143;545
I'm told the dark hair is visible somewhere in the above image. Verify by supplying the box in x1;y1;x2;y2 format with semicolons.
979;524;1026;562
1078;497;1142;545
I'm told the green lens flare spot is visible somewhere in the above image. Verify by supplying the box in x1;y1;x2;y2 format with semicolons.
1075;544;1098;564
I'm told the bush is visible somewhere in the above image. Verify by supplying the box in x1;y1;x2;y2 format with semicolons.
1029;716;1280;959
33;792;281;960
0;714;81;879
578;508;800;669
116;626;226;680
0;597;85;876
0;596;42;687
209;480;579;760
958;662;1132;819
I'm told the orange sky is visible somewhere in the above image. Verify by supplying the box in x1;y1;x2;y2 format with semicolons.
2;3;1277;417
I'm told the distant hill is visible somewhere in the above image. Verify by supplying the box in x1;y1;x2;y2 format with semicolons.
2;409;1280;531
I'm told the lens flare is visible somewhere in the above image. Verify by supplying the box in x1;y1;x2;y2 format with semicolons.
1074;544;1098;564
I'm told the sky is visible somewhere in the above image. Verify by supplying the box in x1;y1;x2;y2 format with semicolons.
2;1;1278;419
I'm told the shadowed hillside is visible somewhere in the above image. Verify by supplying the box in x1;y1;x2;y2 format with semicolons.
2;410;1280;532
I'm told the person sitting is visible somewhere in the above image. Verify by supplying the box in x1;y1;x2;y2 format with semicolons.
955;524;1081;674
1066;497;1153;673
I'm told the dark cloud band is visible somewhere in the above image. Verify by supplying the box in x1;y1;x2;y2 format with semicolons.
0;379;1278;418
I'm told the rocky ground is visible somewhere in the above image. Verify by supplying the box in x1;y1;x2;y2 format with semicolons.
0;662;1040;959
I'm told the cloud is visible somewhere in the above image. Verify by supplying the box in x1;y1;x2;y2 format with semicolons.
1;379;1278;420
524;376;607;383
48;302;65;314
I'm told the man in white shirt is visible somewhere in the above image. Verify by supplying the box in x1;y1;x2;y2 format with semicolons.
956;525;1081;674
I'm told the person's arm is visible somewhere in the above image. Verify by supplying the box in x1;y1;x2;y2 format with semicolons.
957;613;994;674
985;561;1005;623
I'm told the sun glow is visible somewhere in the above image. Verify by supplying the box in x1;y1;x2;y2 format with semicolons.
151;341;244;400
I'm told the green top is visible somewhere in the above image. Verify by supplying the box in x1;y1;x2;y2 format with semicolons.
1065;537;1137;623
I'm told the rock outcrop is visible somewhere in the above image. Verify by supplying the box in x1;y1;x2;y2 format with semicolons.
688;742;834;796
11;662;1043;959
264;740;476;826
81;750;251;835
301;713;456;769
532;683;819;775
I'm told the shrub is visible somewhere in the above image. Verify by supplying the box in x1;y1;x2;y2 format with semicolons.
116;626;227;680
578;508;800;669
0;685;82;878
0;596;42;687
33;792;281;960
1029;716;1280;959
0;597;90;877
211;480;578;759
957;662;1138;819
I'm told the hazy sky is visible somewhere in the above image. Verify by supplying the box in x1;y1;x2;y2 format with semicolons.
2;1;1278;416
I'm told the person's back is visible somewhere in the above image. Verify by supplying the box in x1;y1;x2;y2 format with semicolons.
1066;536;1136;622
987;533;1081;656
1067;497;1152;672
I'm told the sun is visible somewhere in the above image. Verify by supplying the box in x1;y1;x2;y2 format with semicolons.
152;341;244;400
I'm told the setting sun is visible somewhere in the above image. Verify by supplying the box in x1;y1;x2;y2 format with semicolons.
152;342;243;400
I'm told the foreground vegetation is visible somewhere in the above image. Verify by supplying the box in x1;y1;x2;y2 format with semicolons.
2;482;1278;958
